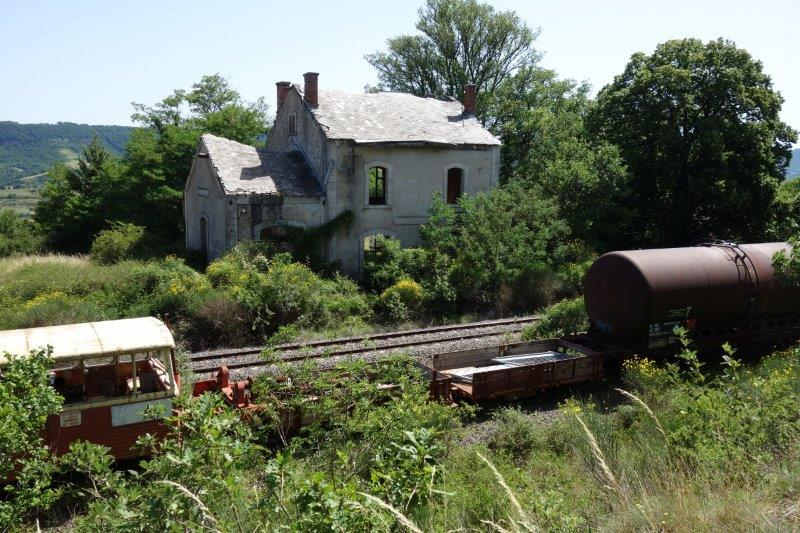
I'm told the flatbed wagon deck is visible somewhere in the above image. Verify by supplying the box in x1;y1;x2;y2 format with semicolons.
426;338;604;402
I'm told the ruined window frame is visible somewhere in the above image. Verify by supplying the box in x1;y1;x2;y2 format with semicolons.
364;162;392;208
360;229;397;272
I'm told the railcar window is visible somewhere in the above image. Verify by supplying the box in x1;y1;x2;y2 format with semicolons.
52;350;174;407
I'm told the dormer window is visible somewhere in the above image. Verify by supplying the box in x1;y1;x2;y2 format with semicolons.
368;166;387;205
288;113;297;136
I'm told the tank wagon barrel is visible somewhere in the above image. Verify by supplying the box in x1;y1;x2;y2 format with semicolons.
583;242;800;350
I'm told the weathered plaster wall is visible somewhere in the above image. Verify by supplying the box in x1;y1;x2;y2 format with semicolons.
184;157;228;260
327;143;501;274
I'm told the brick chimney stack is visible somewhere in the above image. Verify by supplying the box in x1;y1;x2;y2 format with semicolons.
463;84;477;115
276;81;291;113
303;72;319;107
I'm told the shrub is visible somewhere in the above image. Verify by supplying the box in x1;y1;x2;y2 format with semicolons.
90;222;145;264
381;279;424;310
377;279;424;323
522;296;588;339
206;244;370;339
68;393;265;532
487;407;541;463
0;209;43;258
420;189;574;311
0;349;63;528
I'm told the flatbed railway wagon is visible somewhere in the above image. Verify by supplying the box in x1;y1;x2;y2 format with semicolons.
426;338;604;402
0;317;180;459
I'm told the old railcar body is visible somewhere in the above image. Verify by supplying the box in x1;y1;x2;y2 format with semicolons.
0;317;179;459
583;242;800;351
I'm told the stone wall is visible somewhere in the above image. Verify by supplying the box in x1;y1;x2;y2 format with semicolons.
327;143;501;275
184;157;228;260
266;89;328;186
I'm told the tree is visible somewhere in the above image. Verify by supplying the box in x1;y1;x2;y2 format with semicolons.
366;0;538;112
127;74;269;242
589;38;797;247
485;66;632;249
36;74;269;250
35;137;128;252
420;186;574;311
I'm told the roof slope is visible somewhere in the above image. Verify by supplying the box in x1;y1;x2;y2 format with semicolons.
309;90;500;146
201;134;323;196
0;317;175;364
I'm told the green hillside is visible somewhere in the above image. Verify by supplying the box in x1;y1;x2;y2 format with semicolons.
0;121;133;187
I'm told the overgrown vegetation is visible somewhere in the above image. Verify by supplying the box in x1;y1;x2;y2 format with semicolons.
7;336;800;531
4;1;800;529
0;349;63;526
0;244;371;350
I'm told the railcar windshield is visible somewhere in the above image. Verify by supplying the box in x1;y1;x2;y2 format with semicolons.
51;349;178;410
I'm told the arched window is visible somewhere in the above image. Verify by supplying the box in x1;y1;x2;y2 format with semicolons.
368;166;387;205
446;167;463;204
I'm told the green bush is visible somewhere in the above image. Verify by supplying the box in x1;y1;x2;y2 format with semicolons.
0;349;63;528
0;209;43;257
487;407;541;463
420;189;574;312
522;296;588;339
90;222;145;264
206;245;371;340
378;279;425;322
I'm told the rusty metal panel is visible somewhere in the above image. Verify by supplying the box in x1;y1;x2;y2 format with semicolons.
584;242;798;342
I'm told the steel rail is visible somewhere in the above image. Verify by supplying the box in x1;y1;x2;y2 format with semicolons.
189;317;537;377
189;316;538;363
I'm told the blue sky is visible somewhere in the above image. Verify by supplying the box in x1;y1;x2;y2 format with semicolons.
2;0;799;132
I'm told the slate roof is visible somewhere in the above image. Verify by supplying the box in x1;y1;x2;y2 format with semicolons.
200;134;323;197
307;89;500;146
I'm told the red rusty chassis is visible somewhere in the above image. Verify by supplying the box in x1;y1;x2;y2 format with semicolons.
425;338;605;402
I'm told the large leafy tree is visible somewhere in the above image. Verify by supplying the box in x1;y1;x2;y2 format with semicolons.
126;74;269;241
37;75;269;251
589;38;797;247
366;0;538;112
486;66;632;249
36;137;129;252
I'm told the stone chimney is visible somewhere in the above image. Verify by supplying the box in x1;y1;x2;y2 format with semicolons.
303;72;319;107
276;81;291;113
463;84;477;115
276;81;291;112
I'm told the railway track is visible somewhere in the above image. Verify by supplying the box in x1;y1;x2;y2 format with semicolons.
188;316;538;379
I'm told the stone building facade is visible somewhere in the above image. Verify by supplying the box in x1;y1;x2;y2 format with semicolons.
184;72;501;275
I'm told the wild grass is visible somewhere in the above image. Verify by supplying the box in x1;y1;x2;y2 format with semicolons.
0;253;89;275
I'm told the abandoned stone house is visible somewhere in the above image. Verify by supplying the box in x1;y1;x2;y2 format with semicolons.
184;72;501;275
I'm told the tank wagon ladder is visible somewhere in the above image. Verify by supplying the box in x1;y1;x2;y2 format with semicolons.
704;241;761;326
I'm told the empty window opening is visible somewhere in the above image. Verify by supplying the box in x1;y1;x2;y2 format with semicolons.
363;233;390;261
368;166;387;205
289;113;297;136
447;167;463;204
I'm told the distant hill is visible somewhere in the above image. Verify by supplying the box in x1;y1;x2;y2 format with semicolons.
788;148;800;180
0;121;133;187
